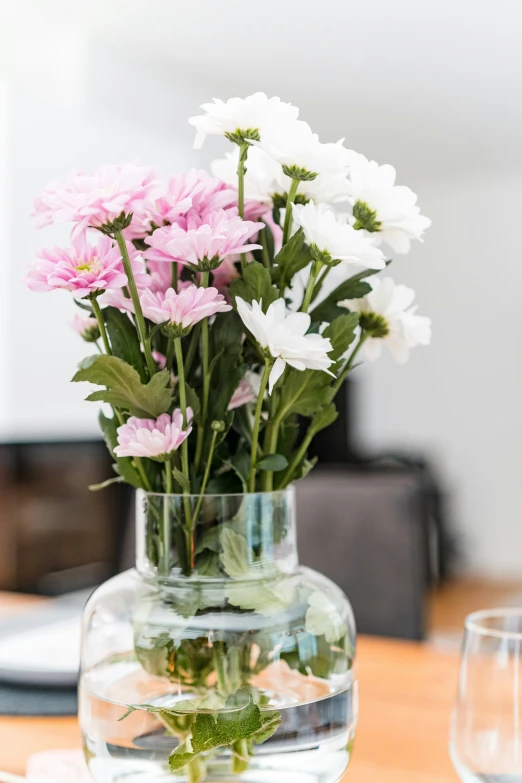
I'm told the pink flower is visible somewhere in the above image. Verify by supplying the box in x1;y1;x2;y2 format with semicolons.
146;259;185;293
144;209;262;271
127;170;265;238
33;163;162;239
152;350;167;370
140;284;232;333
228;373;259;410
114;409;193;460
70;312;100;342
26;233;129;298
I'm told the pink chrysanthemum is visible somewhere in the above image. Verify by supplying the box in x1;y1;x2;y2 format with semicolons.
144;209;262;270
26;234;139;298
140;284;231;333
228;376;257;410
127;170;265;239
33;163;162;239
114;409;193;460
70;312;100;342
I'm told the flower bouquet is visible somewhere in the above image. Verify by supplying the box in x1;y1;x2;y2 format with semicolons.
27;93;431;783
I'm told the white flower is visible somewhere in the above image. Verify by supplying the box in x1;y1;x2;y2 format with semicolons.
188;92;299;149
211;146;352;206
346;153;431;254
254;120;352;180
305;591;346;643
235;297;334;393
341;277;431;364
293;202;386;270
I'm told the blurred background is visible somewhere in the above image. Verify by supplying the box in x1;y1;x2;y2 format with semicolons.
1;0;521;641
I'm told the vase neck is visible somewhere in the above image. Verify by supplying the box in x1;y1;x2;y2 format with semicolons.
135;487;298;582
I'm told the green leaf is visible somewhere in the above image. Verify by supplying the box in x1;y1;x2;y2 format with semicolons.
104;306;147;382
299;457;318;480
195;549;222;578
98;411;143;489
168;692;277;773
191;694;261;754
256;453;288;471
310;264;390;323
271;228;312;292
309;403;339;436
229;261;279;311
88;475;124;491
169;750;196;772
185;384;201;420
253;712;282;744
172;466;190;493
73;355;172;418
275;369;333;420
73;298;93;313
323;313;359;362
261;219;275;263
220;529;250;578
226;579;294;616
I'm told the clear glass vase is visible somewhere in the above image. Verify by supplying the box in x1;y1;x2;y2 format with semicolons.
79;487;357;783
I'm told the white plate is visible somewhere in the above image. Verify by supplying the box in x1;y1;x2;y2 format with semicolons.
0;615;81;686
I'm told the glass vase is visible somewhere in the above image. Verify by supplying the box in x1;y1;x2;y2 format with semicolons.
79;487;357;783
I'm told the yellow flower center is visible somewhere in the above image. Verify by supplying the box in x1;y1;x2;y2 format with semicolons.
76;256;103;274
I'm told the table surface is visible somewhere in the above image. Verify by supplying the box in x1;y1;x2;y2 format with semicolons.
0;593;460;782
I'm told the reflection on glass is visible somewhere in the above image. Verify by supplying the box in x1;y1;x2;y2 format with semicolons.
450;608;522;782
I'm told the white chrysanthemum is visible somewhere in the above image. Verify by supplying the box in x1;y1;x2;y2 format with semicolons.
188;93;299;149
211;146;352;206
254;120;352;180
236;297;334;393
346;154;431;254
305;591;346;643
293;202;386;270
341;277;431;364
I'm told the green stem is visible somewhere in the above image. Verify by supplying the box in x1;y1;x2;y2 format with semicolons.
261;387;280;492
282;178;299;246
174;337;194;573
311;264;330;303
213;643;229;693
90;297;111;355
187;756;206;783
260;226;270;269
184;323;201;378
114;229;156;377
279;426;315;488
165;339;175;373
133;457;152;492
161;461;173;575
232;738;250;775
171;262;178;292
237;143;249;271
191;428;218;526
332;331;368;395
249;360;272;492
301;260;323;313
174;338;192;485
194;272;210;473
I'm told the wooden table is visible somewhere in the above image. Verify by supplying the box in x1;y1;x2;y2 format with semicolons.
0;593;459;782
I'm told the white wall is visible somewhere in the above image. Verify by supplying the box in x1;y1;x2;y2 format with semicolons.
0;39;209;440
357;173;522;577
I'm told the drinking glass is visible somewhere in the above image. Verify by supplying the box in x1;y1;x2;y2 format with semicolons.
450;608;522;782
